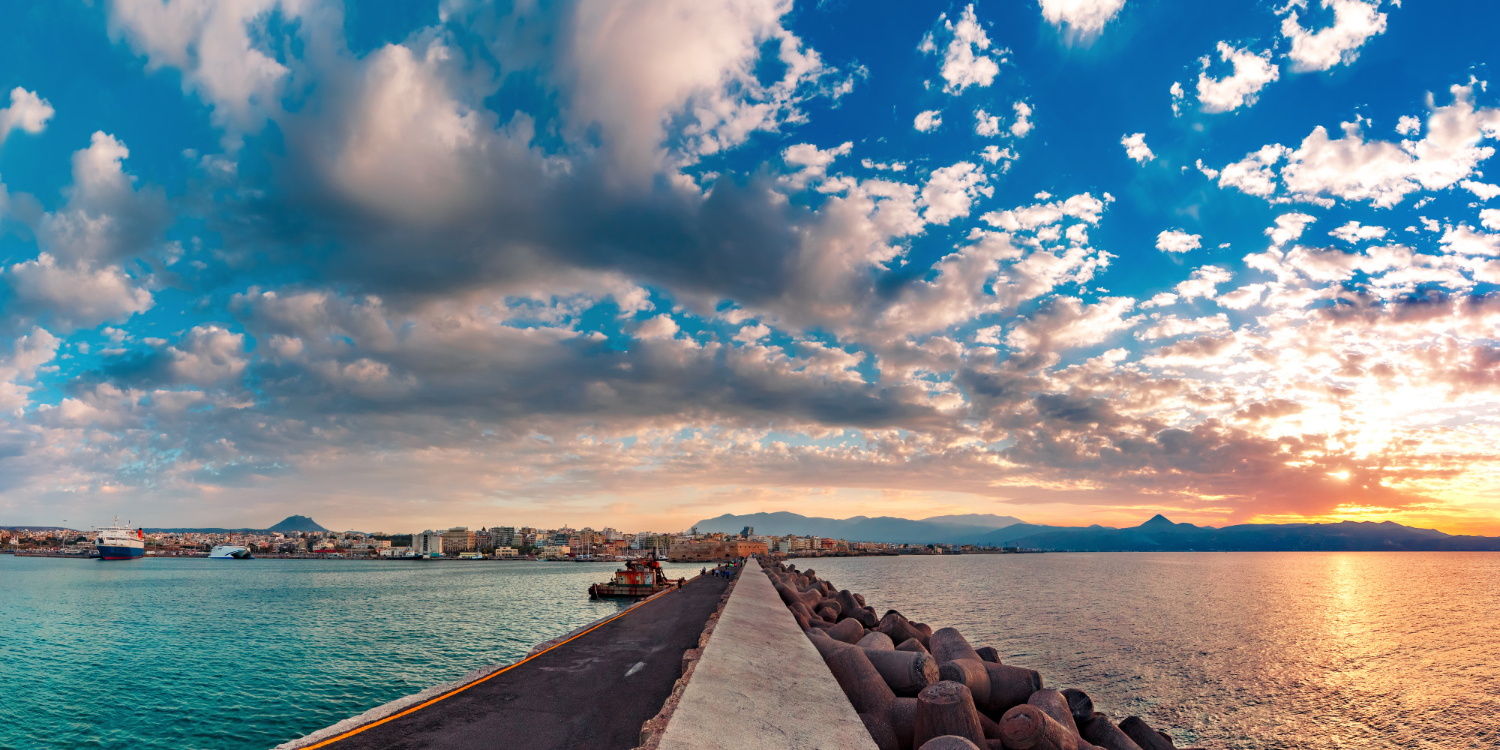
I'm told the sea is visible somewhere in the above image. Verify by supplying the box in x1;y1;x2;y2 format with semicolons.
3;552;1497;750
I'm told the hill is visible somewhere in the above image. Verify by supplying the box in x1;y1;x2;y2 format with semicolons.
981;515;1500;551
267;515;329;533
691;511;1027;544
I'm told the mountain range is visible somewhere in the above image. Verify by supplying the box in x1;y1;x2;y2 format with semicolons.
141;516;331;534
693;511;1500;551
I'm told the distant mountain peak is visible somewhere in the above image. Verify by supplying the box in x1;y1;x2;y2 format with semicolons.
268;515;328;533
1142;514;1175;527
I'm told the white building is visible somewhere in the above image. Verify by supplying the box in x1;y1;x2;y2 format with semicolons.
494;547;518;558
540;545;570;558
414;530;444;557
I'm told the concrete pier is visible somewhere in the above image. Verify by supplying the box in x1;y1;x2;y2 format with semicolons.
655;558;878;750
283;574;730;750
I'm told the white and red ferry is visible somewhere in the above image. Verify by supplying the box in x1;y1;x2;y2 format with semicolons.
95;518;145;560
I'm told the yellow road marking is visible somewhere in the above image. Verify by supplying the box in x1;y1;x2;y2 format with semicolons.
301;575;699;749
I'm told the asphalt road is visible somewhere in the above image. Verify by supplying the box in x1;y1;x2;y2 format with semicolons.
322;573;731;750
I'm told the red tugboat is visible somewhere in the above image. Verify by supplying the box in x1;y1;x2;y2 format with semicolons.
589;558;677;598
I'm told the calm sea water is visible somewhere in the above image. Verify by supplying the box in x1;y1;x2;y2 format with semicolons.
808;552;1500;750
0;556;705;750
6;553;1496;750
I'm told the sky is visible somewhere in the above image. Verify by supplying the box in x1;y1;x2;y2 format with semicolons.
1;0;1499;534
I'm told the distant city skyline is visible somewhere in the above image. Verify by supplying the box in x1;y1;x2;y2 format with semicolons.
2;2;1499;535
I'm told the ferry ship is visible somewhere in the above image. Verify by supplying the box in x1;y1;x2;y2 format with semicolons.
209;545;253;560
95;518;145;561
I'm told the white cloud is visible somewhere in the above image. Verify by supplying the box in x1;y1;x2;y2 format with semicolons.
636;315;680;340
1216;283;1267;310
1196;159;1220;180
1196;42;1279;114
165;325;248;386
1156;229;1203;253
914;110;943;132
1330;220;1388;242
0;328;61;415
1267;212;1317;246
4;254;154;331
781;141;852;190
979;145;1017;166
107;0;300;142
930;5;1001;94
1170;81;1185;116
1175;265;1233;300
1281;0;1388;73
733;323;772;343
0;87;54;145
861;159;907;172
1121;132;1154;163
1006;296;1138;353
1396;115;1421;136
33;132;169;265
1136;313;1230;340
975;109;1001;137
1011;101;1034;138
1217;144;1290;198
1462;180;1500;200
1039;0;1127;37
1482;208;1500;231
921;162;991;225
1279;85;1500;207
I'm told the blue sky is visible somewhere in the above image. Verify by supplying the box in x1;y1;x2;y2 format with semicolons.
2;0;1499;534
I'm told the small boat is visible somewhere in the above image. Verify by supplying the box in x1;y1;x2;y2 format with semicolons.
209;545;253;560
95;518;145;561
589;558;677;598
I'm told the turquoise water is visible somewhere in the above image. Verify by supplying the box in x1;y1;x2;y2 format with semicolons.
0;556;705;750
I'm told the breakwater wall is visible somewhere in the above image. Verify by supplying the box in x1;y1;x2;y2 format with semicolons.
764;561;1194;750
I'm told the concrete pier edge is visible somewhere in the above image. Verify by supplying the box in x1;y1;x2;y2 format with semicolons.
273;582;686;750
653;558;879;750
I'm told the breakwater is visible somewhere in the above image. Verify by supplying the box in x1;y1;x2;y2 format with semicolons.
766;562;1188;750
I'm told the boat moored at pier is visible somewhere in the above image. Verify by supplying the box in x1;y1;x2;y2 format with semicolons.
209;545;253;560
589;558;678;598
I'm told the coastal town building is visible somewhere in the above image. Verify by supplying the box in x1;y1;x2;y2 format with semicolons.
667;538;768;562
414;530;444;556
441;527;476;552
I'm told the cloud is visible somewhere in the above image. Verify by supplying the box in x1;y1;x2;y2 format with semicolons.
3;254;154;331
0;87;54;145
914;110;943;132
975;109;1001;137
1006;296;1139;354
1011;102;1034;138
782;141;853;190
927;4;1001;94
1463;180;1500;201
1121;132;1154;163
1039;0;1127;37
1170;81;1185;117
1196;42;1279;114
33;132;169;264
0;328;60;415
1330;220;1388;243
1217;144;1289;198
1278;85;1500;207
1267;212;1317;247
1174;265;1233;301
921;162;991;225
980;145;1018;167
1483;209;1500;231
1156;229;1203;253
1281;0;1388;73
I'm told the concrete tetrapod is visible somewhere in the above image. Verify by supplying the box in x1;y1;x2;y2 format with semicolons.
1118;716;1176;750
981;662;1042;716
999;704;1080;750
917;737;982;750
1028;689;1082;737
896;637;930;656
1060;688;1095;726
878;612;929;649
975;646;1001;664
825;644;898;715
827;617;867;644
862;712;901;750
1078;714;1145;750
859;631;896;650
864;648;940;697
928;627;985;664
913;681;986;749
937;660;991;709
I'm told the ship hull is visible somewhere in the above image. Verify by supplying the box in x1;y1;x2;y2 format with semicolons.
97;544;145;560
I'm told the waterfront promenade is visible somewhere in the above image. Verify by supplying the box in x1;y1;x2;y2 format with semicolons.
285;574;729;750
